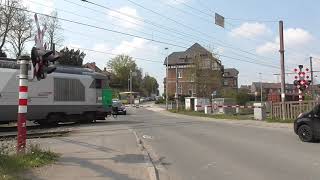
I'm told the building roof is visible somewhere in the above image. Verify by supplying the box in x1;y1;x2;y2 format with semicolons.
163;43;215;65
224;68;239;77
83;62;102;72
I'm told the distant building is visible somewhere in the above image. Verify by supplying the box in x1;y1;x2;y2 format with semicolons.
83;62;116;88
239;85;251;92
164;43;224;98
223;68;239;90
250;82;299;102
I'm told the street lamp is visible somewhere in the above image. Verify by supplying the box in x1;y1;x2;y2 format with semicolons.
165;47;169;110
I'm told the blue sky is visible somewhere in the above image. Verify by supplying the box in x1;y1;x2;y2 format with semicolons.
20;0;320;94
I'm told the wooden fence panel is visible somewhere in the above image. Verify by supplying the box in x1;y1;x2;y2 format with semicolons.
271;100;319;120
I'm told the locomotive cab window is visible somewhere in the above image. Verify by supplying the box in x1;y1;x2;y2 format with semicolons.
90;79;108;89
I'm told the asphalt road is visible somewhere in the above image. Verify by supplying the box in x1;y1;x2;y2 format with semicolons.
124;106;320;180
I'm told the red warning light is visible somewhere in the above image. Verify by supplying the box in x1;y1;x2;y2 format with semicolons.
306;76;310;79
295;76;298;79
306;68;309;72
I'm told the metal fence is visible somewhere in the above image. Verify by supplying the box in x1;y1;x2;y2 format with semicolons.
271;100;319;119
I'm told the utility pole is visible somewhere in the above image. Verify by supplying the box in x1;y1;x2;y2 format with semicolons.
17;55;30;153
310;56;314;99
176;66;179;110
259;73;263;103
128;76;130;92
130;69;132;92
279;20;286;120
165;47;169;110
130;69;133;104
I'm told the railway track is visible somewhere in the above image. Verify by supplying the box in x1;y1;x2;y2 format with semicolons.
0;123;75;139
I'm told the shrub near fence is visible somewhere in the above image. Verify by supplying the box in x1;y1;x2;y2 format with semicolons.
271;100;319;120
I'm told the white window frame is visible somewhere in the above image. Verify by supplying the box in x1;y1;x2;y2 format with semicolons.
178;70;183;78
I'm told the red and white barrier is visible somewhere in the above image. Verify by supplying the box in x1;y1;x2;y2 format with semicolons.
17;59;29;153
195;104;260;109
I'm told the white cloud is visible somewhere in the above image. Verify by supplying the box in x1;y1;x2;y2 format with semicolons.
112;37;152;55
256;42;278;55
165;0;189;5
256;28;314;55
67;43;82;49
23;0;55;14
108;6;142;29
230;22;270;39
82;43;111;68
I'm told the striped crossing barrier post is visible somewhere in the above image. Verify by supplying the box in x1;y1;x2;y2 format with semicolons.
17;56;30;153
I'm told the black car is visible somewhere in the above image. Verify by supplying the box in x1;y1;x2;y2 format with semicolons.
112;100;127;115
294;104;320;142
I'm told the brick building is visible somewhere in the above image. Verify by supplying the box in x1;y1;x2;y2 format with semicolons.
223;68;239;90
164;43;229;98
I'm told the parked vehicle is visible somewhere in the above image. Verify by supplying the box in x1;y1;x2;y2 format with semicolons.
112;99;127;115
294;104;320;142
0;59;111;125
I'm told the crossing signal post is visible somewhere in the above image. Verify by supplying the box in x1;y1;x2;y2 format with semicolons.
293;65;311;102
17;14;60;153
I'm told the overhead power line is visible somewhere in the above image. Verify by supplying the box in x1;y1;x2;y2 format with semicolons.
3;3;292;70
28;0;192;48
81;0;281;65
25;1;286;69
64;0;218;50
3;5;189;49
67;46;164;63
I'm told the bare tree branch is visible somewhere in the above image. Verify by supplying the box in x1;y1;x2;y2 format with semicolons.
41;11;63;50
0;0;20;52
8;6;33;57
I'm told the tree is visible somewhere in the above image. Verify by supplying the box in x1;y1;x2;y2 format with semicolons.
236;90;251;105
0;50;7;57
58;47;86;66
107;55;142;91
142;75;159;96
42;11;63;49
0;0;19;54
188;54;223;98
8;7;33;57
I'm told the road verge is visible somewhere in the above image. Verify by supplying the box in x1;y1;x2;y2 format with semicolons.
131;129;159;180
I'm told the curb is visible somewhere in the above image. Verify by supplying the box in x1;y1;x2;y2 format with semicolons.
131;129;159;180
0;130;71;139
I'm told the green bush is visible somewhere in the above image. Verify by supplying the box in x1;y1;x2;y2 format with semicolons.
0;141;59;180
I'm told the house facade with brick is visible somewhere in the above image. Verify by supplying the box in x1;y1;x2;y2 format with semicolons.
223;68;239;90
164;43;226;98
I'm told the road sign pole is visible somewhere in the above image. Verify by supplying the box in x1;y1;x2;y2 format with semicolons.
17;56;30;153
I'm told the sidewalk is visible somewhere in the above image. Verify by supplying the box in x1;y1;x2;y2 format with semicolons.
24;124;150;180
146;104;293;130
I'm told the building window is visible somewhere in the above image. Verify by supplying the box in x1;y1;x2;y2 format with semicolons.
224;80;228;86
188;89;193;95
178;84;182;94
190;74;195;81
178;70;183;78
